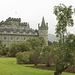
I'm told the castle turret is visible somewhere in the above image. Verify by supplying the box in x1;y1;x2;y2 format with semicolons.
38;17;48;45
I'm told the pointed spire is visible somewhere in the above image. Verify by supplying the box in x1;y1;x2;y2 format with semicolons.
41;17;45;27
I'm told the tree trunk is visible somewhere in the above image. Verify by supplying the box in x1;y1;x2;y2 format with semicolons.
54;66;69;75
54;71;61;75
35;63;37;66
46;62;50;67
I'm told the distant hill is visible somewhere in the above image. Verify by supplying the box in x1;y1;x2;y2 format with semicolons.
48;34;59;42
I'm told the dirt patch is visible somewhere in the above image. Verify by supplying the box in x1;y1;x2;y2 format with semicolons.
26;65;75;73
30;65;55;71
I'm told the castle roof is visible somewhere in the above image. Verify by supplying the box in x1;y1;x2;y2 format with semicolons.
6;17;21;22
41;17;45;27
0;17;39;34
0;27;37;34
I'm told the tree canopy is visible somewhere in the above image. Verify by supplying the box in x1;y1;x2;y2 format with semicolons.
54;3;74;43
54;4;75;75
26;38;41;50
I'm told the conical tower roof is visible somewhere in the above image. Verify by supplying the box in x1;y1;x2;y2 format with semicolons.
41;17;45;27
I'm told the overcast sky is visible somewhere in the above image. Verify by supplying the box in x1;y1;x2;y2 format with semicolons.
0;0;75;34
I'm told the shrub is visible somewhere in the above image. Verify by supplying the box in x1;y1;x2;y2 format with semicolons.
16;51;31;64
30;50;40;66
9;42;31;57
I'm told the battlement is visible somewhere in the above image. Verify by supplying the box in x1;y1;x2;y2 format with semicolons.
6;17;21;22
0;21;11;25
38;23;48;30
20;22;28;26
39;26;48;30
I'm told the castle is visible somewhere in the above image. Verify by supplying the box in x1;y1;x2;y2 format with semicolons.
0;17;48;47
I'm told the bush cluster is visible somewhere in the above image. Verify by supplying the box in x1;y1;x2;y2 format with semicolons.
8;42;31;57
16;51;31;64
16;50;40;65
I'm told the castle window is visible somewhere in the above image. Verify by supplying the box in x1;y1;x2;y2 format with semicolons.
11;37;13;40
41;32;42;34
4;37;6;39
24;37;25;40
17;37;19;40
11;31;13;34
30;32;31;35
35;33;37;35
22;27;24;29
17;32;19;34
23;32;25;34
4;44;6;47
4;31;6;34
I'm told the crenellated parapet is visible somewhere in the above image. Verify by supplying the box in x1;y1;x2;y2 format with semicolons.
20;22;28;26
6;17;21;22
0;17;21;25
38;23;48;30
0;21;11;25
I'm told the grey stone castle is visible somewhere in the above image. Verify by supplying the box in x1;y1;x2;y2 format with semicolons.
0;17;48;47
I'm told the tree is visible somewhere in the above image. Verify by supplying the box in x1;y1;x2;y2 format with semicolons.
54;4;75;75
16;51;31;64
48;40;52;46
38;36;46;47
26;38;41;50
9;42;31;57
54;34;75;75
54;3;74;43
54;43;74;75
27;38;41;66
42;46;53;67
30;47;41;66
0;40;7;56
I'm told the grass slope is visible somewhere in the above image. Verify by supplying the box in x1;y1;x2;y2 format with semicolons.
0;58;74;75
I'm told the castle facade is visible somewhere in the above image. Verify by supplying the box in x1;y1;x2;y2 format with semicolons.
0;17;48;47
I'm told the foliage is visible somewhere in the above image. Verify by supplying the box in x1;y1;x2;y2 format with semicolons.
29;47;41;66
66;34;75;51
0;40;8;56
9;42;31;57
43;46;51;67
54;3;74;43
48;40;52;46
0;58;75;75
26;38;41;50
38;36;46;47
42;46;55;67
54;4;75;75
16;51;31;64
16;47;41;65
54;34;75;75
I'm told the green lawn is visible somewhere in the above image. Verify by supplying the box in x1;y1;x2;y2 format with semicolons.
0;57;75;75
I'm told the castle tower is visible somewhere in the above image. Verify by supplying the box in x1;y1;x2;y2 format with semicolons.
38;17;48;45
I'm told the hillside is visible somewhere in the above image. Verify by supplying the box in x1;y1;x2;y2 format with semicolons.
48;34;59;42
